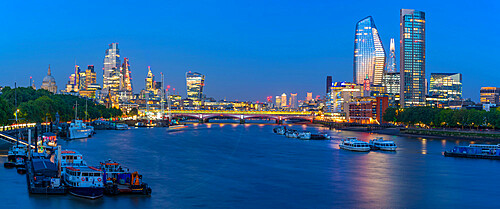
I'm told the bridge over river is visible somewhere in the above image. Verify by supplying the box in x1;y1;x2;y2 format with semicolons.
168;110;315;124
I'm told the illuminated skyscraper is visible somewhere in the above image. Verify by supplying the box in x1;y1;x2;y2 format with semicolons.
275;96;281;108
85;65;97;89
122;58;133;92
103;43;121;93
186;72;205;100
281;93;287;107
400;9;426;107
290;93;298;109
306;92;313;101
146;66;154;91
386;38;397;73
429;73;462;100
353;16;386;85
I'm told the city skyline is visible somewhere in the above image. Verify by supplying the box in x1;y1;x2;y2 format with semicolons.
0;1;497;102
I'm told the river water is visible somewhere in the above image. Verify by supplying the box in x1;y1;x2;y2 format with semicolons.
1;123;499;208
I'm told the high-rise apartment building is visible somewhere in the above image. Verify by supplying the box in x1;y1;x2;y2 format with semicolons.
400;9;426;108
326;76;332;94
186;72;205;101
429;73;462;100
353;16;386;85
103;43;121;94
480;87;500;105
386;38;397;73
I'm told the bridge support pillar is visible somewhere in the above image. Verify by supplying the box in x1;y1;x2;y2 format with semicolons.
275;119;282;124
239;119;245;124
199;118;204;124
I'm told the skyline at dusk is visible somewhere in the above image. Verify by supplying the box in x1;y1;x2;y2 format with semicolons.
0;1;497;101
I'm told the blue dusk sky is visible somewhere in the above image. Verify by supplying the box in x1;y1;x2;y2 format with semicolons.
0;0;497;102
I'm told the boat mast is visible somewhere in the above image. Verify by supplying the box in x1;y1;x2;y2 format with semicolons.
160;72;164;121
75;101;78;120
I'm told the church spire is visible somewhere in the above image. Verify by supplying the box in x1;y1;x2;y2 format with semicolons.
48;64;51;76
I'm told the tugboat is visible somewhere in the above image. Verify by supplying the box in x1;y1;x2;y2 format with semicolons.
339;137;370;152
369;137;397;151
4;144;27;168
63;166;105;199
99;159;152;195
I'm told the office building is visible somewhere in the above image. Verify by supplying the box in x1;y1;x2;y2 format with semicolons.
280;93;287;107
306;92;313;101
429;73;462;100
400;9;426;108
290;93;298;109
103;43;121;94
122;58;133;92
354;16;386;85
186;72;205;101
383;72;400;95
480;87;500;105
275;96;281;108
41;65;57;94
386;38;397;73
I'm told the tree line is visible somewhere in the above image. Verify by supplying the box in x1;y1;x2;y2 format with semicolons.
383;106;500;129
0;87;122;125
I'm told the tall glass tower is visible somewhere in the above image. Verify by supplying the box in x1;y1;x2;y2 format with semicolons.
353;16;386;86
186;72;205;101
103;43;121;93
400;9;426;107
386;38;397;73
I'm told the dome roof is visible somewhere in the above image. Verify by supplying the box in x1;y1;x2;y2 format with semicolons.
42;64;56;84
43;75;56;83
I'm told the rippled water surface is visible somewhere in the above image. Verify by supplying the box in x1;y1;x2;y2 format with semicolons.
1;123;499;208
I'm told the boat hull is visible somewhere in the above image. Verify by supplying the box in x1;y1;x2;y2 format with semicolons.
339;145;370;152
68;129;93;139
444;152;500;160
68;187;104;199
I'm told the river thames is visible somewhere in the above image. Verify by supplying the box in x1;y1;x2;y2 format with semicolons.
1;123;499;208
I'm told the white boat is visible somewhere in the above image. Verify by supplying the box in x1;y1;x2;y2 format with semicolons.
298;131;312;140
55;149;88;168
68;120;94;139
273;127;286;135
369;137;397;151
5;144;27;167
116;123;129;130
63;166;104;199
285;130;298;138
339;137;370;152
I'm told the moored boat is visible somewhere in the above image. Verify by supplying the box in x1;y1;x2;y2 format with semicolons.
68;120;94;139
444;146;500;160
63;166;104;199
99;159;152;195
339;137;370;152
26;158;66;194
298;131;312;140
116;123;129;130
5;144;27;168
285;130;299;138
369;137;397;151
273;126;286;135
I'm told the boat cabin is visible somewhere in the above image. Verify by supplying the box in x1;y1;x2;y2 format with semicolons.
64;166;104;188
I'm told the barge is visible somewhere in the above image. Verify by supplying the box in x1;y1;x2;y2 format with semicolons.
444;146;500;160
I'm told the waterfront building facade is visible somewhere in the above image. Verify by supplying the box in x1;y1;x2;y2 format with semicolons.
400;9;426;108
41;65;57;94
480;87;500;105
186;72;205;101
429;73;462;100
353;16;386;86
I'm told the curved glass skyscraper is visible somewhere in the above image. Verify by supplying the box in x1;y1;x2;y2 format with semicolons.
353;16;386;86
